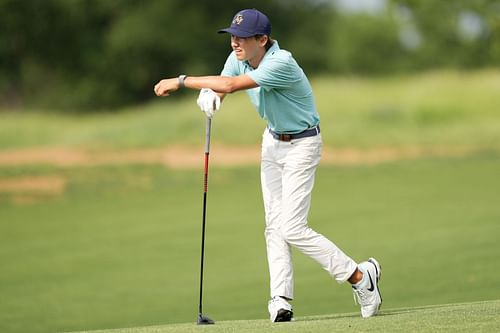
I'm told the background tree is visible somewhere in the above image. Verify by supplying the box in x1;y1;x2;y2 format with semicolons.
0;0;497;110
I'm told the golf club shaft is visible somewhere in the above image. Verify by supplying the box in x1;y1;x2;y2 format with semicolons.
199;117;211;316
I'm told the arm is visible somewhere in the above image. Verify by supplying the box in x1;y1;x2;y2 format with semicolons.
153;75;258;98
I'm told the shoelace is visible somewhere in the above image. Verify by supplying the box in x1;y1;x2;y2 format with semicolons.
270;296;280;305
352;287;369;305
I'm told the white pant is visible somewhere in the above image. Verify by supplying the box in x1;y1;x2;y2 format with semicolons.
260;129;357;299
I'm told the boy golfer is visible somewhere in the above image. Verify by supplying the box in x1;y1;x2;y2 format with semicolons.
154;8;382;322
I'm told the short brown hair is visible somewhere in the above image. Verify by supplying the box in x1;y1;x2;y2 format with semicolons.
255;35;274;51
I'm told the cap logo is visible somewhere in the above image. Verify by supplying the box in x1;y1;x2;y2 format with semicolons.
232;14;244;25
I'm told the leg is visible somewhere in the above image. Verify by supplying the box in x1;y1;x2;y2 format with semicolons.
280;135;358;282
261;131;294;299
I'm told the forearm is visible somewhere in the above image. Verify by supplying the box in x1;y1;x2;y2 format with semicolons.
184;76;234;94
154;74;257;97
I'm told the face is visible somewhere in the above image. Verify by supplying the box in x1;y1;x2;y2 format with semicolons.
231;35;267;62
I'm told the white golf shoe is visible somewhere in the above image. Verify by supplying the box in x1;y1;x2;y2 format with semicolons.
352;257;382;318
268;296;293;322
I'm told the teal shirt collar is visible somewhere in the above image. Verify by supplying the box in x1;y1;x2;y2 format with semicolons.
243;40;280;69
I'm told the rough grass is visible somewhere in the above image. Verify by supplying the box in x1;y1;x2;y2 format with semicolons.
0;69;499;149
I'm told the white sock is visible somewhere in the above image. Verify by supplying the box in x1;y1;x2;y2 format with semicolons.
352;268;368;289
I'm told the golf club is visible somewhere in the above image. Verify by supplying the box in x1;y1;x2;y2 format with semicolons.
197;116;215;325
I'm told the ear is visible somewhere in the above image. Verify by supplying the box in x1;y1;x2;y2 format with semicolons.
258;35;269;47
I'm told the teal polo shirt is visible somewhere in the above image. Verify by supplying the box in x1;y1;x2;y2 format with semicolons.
220;41;319;134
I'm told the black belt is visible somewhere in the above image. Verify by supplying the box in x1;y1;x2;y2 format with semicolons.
269;126;320;142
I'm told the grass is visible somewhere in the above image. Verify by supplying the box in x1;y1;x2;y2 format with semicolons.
0;69;499;149
1;155;500;333
68;300;500;333
314;69;500;148
1;70;500;333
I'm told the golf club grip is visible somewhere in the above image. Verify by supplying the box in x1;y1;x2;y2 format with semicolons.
205;117;211;154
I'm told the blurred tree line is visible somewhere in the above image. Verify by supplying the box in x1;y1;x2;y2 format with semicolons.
1;0;498;110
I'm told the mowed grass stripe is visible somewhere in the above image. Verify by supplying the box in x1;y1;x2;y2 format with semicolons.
68;299;500;333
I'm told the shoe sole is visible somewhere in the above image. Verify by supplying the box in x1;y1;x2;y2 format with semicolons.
368;257;383;309
275;309;293;322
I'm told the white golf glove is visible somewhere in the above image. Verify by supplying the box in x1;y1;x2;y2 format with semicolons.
196;88;221;118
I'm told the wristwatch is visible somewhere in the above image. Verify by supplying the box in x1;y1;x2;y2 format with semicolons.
178;75;187;88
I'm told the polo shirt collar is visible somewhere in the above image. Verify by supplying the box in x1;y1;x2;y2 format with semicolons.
244;40;280;69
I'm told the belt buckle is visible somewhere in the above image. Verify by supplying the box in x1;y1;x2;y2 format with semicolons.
279;134;292;142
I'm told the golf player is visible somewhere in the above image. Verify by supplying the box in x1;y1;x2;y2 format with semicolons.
154;8;382;322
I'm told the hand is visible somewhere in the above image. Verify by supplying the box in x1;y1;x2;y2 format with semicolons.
196;88;221;118
154;78;179;96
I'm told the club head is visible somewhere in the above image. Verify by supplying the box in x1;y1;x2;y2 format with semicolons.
197;314;215;325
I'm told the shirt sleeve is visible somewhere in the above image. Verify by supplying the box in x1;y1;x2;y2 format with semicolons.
220;51;240;77
246;50;302;91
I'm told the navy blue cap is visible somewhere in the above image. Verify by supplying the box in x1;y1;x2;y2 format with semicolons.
218;9;271;38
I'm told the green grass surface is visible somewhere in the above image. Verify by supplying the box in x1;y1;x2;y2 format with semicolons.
1;70;500;332
1;155;500;333
0;70;499;149
69;300;500;333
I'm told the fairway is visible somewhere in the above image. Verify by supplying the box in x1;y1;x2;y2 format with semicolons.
68;300;500;333
1;154;500;333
